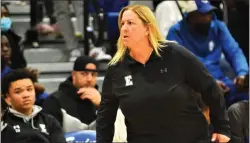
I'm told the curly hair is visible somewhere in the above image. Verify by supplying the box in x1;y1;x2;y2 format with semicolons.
1;68;37;98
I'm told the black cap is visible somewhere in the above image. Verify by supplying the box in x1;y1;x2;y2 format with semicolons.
73;56;98;72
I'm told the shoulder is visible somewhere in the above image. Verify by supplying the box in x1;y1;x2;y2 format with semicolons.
42;92;62;109
169;21;182;32
160;41;195;60
213;20;226;27
212;20;227;31
106;61;125;75
40;112;59;124
104;65;119;82
49;90;65;99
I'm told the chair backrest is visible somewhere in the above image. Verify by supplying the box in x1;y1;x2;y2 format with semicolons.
65;130;96;142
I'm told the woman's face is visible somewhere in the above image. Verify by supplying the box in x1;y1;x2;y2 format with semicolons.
1;6;8;18
120;10;149;50
1;36;11;62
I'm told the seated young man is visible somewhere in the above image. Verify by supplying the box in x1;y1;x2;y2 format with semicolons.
1;69;67;143
42;56;101;133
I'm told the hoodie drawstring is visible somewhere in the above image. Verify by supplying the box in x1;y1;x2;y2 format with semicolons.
23;117;38;129
31;118;38;129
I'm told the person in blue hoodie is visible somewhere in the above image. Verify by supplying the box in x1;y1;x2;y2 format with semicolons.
167;0;249;107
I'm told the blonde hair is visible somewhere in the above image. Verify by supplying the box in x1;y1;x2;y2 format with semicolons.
109;5;171;65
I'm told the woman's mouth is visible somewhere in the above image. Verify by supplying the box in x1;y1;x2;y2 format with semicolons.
123;35;129;38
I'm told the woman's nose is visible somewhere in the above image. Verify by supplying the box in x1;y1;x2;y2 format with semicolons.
121;23;128;32
2;46;9;52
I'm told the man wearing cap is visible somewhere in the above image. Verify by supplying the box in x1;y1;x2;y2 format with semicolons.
167;0;248;107
42;56;101;133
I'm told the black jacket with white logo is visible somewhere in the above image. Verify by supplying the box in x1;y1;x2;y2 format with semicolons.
1;105;66;143
96;42;230;143
42;77;97;133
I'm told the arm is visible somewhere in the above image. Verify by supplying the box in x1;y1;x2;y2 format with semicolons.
96;66;119;143
177;45;230;137
218;21;249;76
78;87;101;107
47;114;67;143
42;95;63;126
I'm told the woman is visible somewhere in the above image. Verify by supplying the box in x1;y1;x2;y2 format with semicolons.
1;35;12;78
1;5;27;69
96;5;230;143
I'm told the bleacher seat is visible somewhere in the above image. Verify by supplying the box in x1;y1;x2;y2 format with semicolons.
65;130;96;142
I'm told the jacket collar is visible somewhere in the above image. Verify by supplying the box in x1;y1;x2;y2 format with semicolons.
122;49;162;66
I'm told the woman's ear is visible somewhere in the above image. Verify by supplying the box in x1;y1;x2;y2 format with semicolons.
145;23;151;35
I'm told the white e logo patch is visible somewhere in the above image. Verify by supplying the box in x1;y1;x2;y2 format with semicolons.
124;75;133;86
39;124;49;134
209;41;215;52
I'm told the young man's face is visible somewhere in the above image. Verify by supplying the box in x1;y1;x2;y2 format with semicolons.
188;11;213;35
5;79;35;114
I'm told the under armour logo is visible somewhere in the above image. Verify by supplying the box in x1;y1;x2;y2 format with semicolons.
124;75;133;86
13;125;20;133
39;124;48;134
160;68;168;73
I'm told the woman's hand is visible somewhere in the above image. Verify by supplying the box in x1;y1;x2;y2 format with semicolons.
211;133;230;143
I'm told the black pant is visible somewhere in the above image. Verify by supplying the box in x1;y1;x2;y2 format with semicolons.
30;0;56;27
228;101;249;143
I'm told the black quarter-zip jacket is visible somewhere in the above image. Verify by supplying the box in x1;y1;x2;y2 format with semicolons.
96;42;230;143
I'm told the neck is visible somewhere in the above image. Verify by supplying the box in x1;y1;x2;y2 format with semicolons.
129;41;153;64
19;108;33;116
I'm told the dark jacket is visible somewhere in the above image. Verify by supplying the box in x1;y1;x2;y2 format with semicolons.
96;42;230;143
2;29;27;69
42;77;97;133
1;105;66;143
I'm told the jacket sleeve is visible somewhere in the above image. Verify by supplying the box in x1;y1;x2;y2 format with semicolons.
218;21;249;76
177;45;231;138
96;66;119;143
47;114;67;143
42;95;63;126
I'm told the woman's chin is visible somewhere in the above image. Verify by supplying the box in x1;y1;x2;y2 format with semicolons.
123;42;129;47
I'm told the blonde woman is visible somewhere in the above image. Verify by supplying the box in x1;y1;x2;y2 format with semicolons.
97;5;230;143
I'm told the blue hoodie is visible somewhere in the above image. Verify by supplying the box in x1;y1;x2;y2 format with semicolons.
167;16;248;79
1;66;12;79
167;16;249;105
